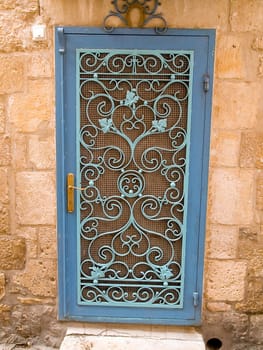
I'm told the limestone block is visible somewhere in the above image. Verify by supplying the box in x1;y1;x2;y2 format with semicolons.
39;226;57;258
215;34;246;79
238;226;262;259
9;80;53;133
0;304;11;325
0;135;10;166
249;315;263;343
28;135;55;169
212;81;259;130
206;260;247;301
16;172;56;225
40;306;66;346
240;132;263;169
252;37;263;51
161;0;228;30
232;344;263;350
210;168;254;225
239;225;260;240
13;134;28;169
11;305;42;339
201;313;233;350
210;130;240;168
16;226;38;258
230;0;263;32
256;174;263;210
41;0;111;26
15;0;39;16
222;311;249;342
0;15;49;53
11;305;60;342
0;13;24;53
27;54;52;78
0;237;26;270
0;0;38;11
255;211;263;225
0;55;24;93
0;273;5;300
13;259;57;297
236;277;263;313
216;33;259;81
0;102;5;133
0;168;9;204
247;248;263;278
0;0;16;9
206;225;238;259
258;55;263;77
0;0;49;53
42;0;228;30
206;302;231;312
0;205;9;235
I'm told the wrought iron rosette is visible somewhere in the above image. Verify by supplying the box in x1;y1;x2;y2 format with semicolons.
104;0;167;33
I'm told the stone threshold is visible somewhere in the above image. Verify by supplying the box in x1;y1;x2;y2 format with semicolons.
60;325;205;350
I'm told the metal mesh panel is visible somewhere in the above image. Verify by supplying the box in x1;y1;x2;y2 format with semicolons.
77;50;192;307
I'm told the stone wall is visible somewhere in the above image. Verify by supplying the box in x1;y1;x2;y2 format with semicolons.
0;0;262;349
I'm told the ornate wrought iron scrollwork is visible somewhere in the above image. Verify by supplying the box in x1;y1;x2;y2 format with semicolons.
77;49;193;307
104;0;167;33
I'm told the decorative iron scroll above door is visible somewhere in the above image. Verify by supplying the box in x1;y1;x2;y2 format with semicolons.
77;49;192;307
103;0;167;33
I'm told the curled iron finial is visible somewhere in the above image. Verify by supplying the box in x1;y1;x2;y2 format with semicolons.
104;0;167;34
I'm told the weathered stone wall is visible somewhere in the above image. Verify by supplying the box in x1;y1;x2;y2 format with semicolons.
0;0;262;349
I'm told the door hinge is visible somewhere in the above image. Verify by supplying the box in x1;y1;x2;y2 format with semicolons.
57;27;65;54
203;74;210;92
193;292;199;307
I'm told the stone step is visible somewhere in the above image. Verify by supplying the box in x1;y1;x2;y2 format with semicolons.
60;327;205;350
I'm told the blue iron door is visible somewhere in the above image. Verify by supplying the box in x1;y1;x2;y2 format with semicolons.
56;28;215;325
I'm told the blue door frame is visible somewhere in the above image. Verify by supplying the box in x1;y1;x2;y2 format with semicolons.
55;27;215;325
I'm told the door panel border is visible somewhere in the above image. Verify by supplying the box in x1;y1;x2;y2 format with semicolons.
55;27;215;325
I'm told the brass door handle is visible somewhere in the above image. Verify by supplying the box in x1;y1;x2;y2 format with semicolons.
67;173;86;212
67;173;75;213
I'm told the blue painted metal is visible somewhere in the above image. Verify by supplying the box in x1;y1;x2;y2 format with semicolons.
193;292;199;307
55;27;215;325
203;74;210;92
57;27;65;54
55;31;67;319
